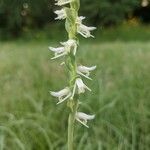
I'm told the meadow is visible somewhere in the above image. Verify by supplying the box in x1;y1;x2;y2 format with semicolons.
0;27;150;149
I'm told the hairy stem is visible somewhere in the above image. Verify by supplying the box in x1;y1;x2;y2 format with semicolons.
67;0;80;149
68;112;74;150
68;100;78;150
67;53;78;150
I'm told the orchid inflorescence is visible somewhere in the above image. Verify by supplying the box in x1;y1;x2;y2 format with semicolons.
50;0;96;129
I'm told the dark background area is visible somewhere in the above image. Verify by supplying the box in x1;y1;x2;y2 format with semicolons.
0;0;150;39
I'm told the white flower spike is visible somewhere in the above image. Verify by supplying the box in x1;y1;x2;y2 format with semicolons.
76;112;95;128
49;39;77;59
50;87;71;104
54;9;67;20
76;16;96;38
77;65;96;80
50;0;96;147
55;0;73;6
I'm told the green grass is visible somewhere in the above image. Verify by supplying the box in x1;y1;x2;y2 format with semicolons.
3;24;150;43
0;39;150;150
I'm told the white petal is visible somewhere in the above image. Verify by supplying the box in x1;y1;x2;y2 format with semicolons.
84;85;92;92
60;39;77;55
50;87;70;98
76;78;85;93
87;26;97;31
86;66;97;71
76;112;95;120
78;65;96;73
76;112;95;128
55;0;72;6
60;39;76;47
49;40;76;59
57;93;72;104
77;71;92;80
76;16;86;24
79;16;86;20
50;91;60;97
76;118;89;128
49;47;65;53
50;87;71;104
51;52;66;60
76;78;91;94
54;9;66;20
77;31;89;38
77;24;96;38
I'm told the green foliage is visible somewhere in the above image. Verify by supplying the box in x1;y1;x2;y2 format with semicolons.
0;0;53;37
80;0;140;25
0;29;150;148
0;0;141;38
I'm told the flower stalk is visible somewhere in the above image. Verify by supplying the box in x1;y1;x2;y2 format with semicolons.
67;1;79;149
50;0;96;149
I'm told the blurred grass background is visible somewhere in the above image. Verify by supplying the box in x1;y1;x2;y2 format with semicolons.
0;27;150;149
0;0;150;150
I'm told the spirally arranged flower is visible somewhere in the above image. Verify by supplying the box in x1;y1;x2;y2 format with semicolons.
71;78;91;99
50;87;71;104
55;0;73;6
49;39;77;59
75;112;95;128
76;16;96;38
77;65;96;80
60;39;77;55
54;8;67;20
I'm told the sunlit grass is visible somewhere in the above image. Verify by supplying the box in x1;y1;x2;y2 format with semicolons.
0;40;150;149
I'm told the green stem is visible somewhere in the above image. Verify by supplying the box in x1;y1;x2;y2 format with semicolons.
67;0;80;150
67;54;77;150
68;112;74;150
68;100;78;150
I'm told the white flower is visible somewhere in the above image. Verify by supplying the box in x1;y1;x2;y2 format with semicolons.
49;39;77;59
76;16;96;38
77;24;96;38
71;78;91;98
55;0;73;6
76;16;86;23
75;112;95;128
54;9;67;20
60;39;77;55
76;78;91;94
49;46;66;59
50;87;71;104
77;65;96;80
